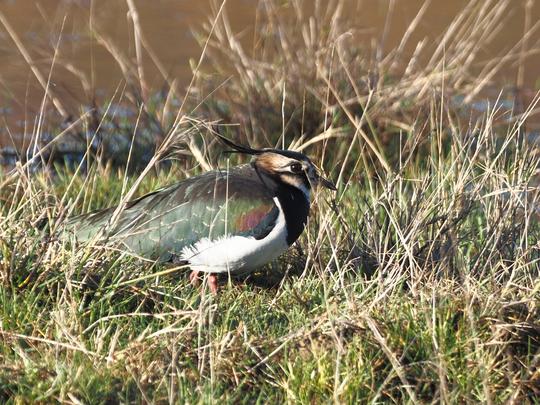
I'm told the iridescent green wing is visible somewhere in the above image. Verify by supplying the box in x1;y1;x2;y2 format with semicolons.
63;166;278;261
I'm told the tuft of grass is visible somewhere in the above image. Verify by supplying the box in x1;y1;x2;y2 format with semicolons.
1;0;540;403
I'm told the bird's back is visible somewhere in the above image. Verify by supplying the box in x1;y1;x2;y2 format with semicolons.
62;164;280;263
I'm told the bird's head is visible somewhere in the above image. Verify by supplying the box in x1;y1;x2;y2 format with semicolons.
216;133;336;195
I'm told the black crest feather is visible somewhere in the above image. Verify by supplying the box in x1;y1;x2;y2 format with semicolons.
214;131;263;155
213;127;311;162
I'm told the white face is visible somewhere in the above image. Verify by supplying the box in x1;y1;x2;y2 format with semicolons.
216;134;335;192
256;152;317;191
255;151;336;194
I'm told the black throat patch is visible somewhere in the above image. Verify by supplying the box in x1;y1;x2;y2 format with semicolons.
275;184;310;245
252;163;310;245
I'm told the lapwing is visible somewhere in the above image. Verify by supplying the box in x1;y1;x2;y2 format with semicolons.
62;135;336;293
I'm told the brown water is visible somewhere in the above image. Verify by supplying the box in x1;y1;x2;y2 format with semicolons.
0;0;539;149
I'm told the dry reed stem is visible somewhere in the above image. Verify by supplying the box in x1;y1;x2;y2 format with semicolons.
0;10;69;119
126;0;148;102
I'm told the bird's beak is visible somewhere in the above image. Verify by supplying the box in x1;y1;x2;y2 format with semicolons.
317;174;337;191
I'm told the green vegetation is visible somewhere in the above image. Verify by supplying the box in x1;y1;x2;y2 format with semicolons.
1;0;539;403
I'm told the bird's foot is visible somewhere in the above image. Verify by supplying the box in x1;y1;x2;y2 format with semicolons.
188;271;218;295
189;270;200;286
208;274;218;295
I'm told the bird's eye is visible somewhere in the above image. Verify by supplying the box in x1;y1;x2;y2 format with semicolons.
289;163;303;173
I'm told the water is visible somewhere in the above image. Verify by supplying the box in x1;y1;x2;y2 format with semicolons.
0;0;539;156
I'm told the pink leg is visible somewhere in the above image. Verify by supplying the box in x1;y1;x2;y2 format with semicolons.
189;270;200;286
208;274;218;294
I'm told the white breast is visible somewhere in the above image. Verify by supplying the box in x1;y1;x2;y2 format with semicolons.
180;197;289;274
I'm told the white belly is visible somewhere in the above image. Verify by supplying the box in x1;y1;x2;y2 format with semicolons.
180;197;289;274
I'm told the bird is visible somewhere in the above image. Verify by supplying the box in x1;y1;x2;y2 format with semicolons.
61;134;336;293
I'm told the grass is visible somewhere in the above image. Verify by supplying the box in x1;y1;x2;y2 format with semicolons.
1;0;540;403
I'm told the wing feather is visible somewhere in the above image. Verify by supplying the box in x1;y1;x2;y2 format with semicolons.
62;165;279;261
